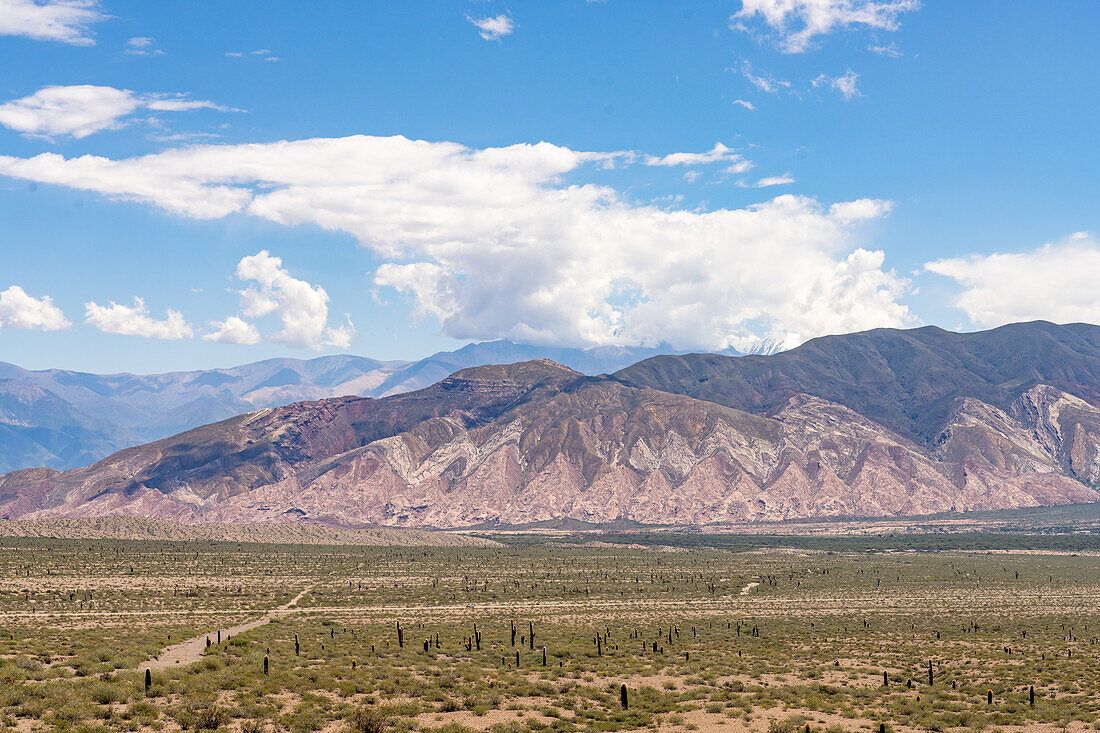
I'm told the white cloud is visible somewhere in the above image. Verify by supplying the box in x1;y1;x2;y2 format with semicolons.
230;251;355;349
0;285;70;330
325;314;356;350
868;42;901;57
0;0;107;45
84;297;193;339
203;315;260;345
756;173;795;187
0;85;237;140
732;99;757;111
0;134;910;351
468;14;514;41
145;97;234;112
644;142;748;169
125;36;162;55
813;70;862;99
226;49;278;61
0;85;137;139
737;61;790;94
733;0;919;53
926;233;1100;328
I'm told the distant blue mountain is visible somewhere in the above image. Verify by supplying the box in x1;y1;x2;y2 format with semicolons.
0;339;757;472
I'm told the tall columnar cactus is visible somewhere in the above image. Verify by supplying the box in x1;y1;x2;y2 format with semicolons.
263;655;269;675
397;622;403;648
144;669;151;694
620;684;628;710
529;621;535;650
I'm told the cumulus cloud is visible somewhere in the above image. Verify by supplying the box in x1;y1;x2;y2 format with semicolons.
0;134;911;351
813;70;862;99
0;85;237;140
467;14;514;41
84;297;193;339
203;315;260;345
225;250;355;349
0;286;70;330
926;233;1100;328
0;0;107;45
733;0;919;53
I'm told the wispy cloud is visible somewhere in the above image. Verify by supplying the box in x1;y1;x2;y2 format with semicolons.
644;142;749;169
125;36;162;55
756;173;795;187
733;0;920;53
737;61;790;94
812;70;862;99
467;14;514;41
226;48;279;61
868;42;902;57
732;99;757;111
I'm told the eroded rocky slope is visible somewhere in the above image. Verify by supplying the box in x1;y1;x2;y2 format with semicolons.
2;339;1098;527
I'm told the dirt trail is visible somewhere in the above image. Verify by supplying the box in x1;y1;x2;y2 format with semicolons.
145;585;314;670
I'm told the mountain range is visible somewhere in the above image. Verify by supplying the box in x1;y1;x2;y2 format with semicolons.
0;340;719;473
2;321;1098;528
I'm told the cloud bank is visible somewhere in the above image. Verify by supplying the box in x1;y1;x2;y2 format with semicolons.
0;134;912;351
927;233;1100;328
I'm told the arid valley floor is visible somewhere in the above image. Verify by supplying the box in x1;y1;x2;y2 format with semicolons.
5;529;1100;733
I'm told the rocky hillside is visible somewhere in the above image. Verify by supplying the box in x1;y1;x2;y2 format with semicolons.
0;340;706;473
2;322;1098;528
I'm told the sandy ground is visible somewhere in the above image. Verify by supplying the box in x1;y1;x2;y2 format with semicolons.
144;585;314;670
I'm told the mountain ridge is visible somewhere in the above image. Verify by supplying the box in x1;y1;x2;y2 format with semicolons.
2;322;1099;528
0;340;719;473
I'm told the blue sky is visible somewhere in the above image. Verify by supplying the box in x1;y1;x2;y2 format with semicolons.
0;0;1097;373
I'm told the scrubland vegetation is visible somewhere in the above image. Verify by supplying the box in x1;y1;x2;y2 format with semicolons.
3;535;1100;732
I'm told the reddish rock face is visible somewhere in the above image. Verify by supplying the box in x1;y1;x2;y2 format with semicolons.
2;352;1098;528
